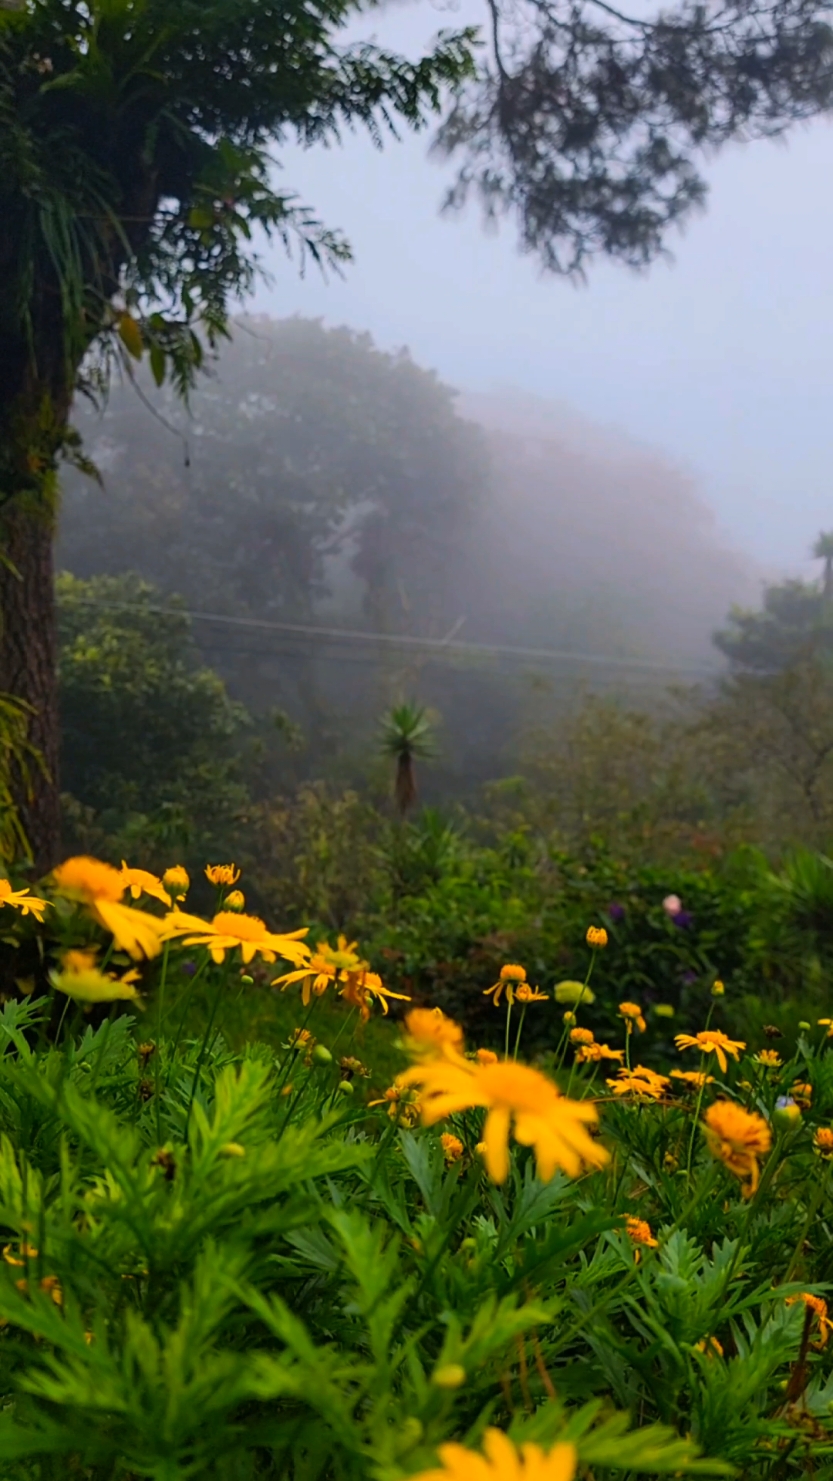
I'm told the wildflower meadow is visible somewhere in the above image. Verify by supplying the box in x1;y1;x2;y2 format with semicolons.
0;856;829;1479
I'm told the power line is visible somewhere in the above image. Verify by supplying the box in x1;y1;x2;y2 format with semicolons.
70;599;723;679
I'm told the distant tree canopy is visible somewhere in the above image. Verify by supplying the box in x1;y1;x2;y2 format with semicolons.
715;532;833;671
61;317;487;638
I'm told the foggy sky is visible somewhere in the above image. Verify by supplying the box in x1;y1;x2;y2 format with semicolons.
248;0;833;579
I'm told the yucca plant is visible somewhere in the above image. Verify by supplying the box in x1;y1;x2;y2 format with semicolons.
380;703;437;817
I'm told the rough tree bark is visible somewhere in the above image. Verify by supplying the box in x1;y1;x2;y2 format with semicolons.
0;325;73;875
0;503;60;874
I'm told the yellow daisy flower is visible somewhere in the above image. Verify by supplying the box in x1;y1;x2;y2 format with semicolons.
0;879;49;920
204;863;241;887
399;1056;608;1185
120;863;171;907
51;962;140;1004
410;1428;577;1481
674;1030;746;1075
703;1100;771;1195
625;1216;658;1248
618;1001;646;1033
161;909;309;966
53;856;163;960
404;1007;465;1058
484;963;528;1007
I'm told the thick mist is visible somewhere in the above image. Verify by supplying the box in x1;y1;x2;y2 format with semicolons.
58;317;760;786
455;389;759;668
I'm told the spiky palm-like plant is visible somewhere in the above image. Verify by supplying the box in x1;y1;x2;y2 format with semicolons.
380;703;436;816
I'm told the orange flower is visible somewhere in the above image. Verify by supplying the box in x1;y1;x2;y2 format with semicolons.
786;1293;833;1347
670;1069;714;1090
273;951;339;1005
338;968;410;1020
410;1428;577;1481
618;1001;646;1033
607;1066;668;1099
625;1216;658;1248
514;983;548;1003
484;963;527;1007
754;1049;782;1067
475;1048;499;1065
399;1056;608;1185
53;855;163;960
791;1081;813;1108
441;1133;464;1163
0;879;50;920
205;864;241;887
575;1042;624;1065
368;1081;421;1126
569;1028;595;1046
674;1030;746;1075
404;1007;465;1058
161;909;309;966
120;863;171;907
586;926;608;948
815;1127;833;1157
703;1100;771;1194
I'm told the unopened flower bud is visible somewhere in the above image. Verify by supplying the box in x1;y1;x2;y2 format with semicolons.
711;980;725;997
773;1096;802;1130
312;1044;333;1065
336;1079;354;1095
432;1364;466;1388
225;890;246;912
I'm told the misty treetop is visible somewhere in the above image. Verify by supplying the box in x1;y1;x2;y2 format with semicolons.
60;317;487;634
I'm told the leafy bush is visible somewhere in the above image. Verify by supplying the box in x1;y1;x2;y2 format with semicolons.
0;856;830;1477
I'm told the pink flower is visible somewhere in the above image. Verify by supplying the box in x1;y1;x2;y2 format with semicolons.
663;894;682;917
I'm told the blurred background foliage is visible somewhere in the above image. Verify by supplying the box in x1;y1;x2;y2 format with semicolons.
42;314;833;1051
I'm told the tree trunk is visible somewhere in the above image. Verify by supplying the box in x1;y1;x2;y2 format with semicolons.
0;323;71;877
0;501;61;874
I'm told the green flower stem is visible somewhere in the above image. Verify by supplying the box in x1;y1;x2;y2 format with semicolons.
275;993;320;1098
504;999;513;1060
165;953;209;1088
556;953;597;1073
154;941;170;1142
685;1053;709;1181
327;1003;357;1056
512;1005;527;1062
184;965;228;1137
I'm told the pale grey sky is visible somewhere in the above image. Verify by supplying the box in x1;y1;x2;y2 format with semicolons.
250;0;833;577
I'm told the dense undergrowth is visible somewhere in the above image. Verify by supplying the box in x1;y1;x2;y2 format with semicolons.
0;858;831;1477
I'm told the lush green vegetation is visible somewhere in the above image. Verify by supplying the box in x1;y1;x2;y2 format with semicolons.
0;855;830;1478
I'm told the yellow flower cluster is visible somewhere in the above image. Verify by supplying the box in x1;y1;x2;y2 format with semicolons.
273;934;409;1019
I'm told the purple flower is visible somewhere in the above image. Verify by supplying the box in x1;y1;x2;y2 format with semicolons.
608;902;625;922
681;970;698;986
181;960;197;976
673;910;694;930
